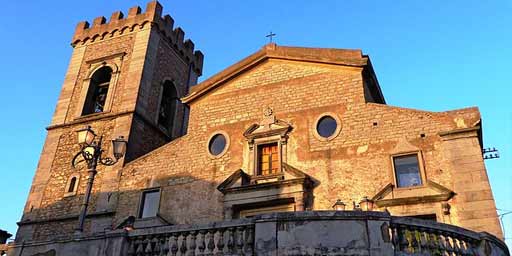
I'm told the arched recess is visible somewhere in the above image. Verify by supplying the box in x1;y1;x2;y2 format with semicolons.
157;80;180;136
81;66;113;115
75;56;123;119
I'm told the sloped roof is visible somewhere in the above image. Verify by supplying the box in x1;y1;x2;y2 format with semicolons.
182;43;370;104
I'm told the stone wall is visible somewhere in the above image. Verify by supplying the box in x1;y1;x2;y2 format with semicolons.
115;50;502;239
17;2;202;242
15;2;503;247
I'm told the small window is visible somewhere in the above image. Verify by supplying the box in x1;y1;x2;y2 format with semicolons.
208;134;227;156
257;143;279;176
67;177;77;193
158;81;179;132
139;190;160;218
64;175;79;197
316;116;338;138
393;154;422;188
82;67;112;115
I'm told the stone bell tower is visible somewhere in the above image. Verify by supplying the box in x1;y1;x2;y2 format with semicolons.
16;1;203;242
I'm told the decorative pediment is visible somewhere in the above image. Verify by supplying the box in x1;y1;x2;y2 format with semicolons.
216;169;251;192
371;180;455;207
217;163;313;194
243;107;292;147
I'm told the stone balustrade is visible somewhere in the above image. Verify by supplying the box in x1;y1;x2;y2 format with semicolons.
8;211;509;255
390;216;509;256
126;219;254;255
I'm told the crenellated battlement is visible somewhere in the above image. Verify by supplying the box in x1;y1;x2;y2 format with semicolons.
72;1;203;74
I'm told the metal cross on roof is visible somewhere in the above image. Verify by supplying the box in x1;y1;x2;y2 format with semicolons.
266;31;276;43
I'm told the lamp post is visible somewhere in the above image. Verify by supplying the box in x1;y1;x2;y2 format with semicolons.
72;126;127;232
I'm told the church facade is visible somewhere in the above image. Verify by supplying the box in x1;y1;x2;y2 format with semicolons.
10;1;508;255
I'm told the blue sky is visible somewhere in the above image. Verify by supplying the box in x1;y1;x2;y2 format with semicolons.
1;0;511;247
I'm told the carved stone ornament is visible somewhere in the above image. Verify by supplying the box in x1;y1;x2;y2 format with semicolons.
243;107;292;149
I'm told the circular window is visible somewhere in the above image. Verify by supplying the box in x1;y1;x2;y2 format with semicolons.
208;133;228;157
316;116;337;138
314;113;341;141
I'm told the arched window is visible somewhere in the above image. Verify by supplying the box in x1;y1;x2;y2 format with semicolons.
158;81;179;132
64;174;79;197
82;66;112;115
67;177;77;193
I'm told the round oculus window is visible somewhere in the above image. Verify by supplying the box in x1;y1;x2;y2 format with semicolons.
208;134;227;156
316;116;338;138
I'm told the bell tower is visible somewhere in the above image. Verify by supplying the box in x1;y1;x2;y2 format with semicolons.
16;1;203;241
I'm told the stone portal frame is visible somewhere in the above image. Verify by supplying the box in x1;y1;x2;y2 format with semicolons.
312;112;342;142
63;173;80;197
243;108;293;177
221;179;308;220
389;151;427;190
217;165;315;220
75;53;125;119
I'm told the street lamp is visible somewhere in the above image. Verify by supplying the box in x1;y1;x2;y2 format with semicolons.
359;196;375;211
76;126;96;147
332;199;346;211
72;126;127;232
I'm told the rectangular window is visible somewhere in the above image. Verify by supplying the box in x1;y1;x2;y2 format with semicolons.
257;143;279;176
139;190;160;218
393;154;422;188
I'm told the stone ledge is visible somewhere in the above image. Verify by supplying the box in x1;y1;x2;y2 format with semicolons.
17;210;115;226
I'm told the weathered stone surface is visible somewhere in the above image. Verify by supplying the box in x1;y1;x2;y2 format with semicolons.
12;1;506;255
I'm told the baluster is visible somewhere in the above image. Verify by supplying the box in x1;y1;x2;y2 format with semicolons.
444;232;454;255
436;231;447;255
144;235;154;255
390;225;400;252
161;235;169;256
180;232;188;256
244;226;254;256
169;234;178;256
197;230;205;255
226;228;235;254
236;226;245;255
426;231;437;254
138;236;148;255
189;231;197;256
409;227;419;253
458;239;467;256
215;229;225;256
134;237;143;256
398;225;410;253
452;236;462;256
462;239;474;256
128;237;137;256
153;235;161;256
207;230;216;255
418;227;428;253
467;239;478;256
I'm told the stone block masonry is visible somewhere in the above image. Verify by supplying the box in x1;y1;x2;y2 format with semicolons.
11;2;505;255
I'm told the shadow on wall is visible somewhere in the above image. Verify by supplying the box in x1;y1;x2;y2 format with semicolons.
15;174;226;244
